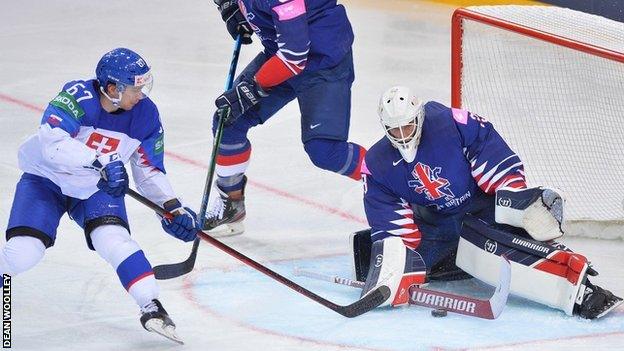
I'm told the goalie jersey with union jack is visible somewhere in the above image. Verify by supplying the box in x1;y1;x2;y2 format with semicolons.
362;101;526;257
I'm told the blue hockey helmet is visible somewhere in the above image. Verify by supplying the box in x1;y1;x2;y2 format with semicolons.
95;48;153;99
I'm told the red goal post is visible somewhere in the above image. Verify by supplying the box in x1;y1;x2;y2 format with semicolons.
451;6;624;239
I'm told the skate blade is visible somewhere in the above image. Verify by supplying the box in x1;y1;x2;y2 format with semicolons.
595;297;624;319
145;319;184;345
207;221;244;237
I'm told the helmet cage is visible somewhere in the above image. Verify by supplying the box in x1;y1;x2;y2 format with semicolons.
377;86;425;163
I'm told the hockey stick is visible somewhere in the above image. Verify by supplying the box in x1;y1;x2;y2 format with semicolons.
153;35;243;280
128;188;391;317
293;255;511;320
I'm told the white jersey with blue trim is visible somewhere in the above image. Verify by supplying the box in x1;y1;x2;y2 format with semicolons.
18;79;175;204
362;101;526;250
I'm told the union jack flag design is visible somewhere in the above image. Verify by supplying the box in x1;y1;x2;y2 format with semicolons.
409;163;455;201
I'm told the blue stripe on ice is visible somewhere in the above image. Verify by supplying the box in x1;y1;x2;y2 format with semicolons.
190;255;624;350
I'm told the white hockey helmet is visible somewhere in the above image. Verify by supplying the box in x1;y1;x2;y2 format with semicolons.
377;86;425;163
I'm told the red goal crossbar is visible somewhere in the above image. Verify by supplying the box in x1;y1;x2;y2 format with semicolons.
451;7;624;108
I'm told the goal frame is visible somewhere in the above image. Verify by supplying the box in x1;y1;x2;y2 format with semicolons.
450;7;624;238
451;7;624;108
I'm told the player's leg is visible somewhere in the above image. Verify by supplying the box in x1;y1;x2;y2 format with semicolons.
2;174;65;275
205;53;297;233
458;214;622;319
71;191;176;333
350;214;472;285
296;50;366;180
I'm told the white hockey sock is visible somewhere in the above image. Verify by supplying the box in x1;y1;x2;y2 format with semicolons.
129;277;160;309
91;225;159;308
0;236;46;276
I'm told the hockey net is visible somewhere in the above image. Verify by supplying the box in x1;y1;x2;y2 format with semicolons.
452;6;624;239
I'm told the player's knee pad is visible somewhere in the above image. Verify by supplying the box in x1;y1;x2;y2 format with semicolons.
0;236;46;276
360;236;427;307
6;226;54;248
495;186;564;241
303;139;364;178
84;216;130;251
90;224;141;268
457;215;588;315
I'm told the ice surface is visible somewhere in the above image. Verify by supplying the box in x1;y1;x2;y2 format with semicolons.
0;1;621;350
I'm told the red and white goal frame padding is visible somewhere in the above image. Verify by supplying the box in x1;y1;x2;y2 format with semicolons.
451;6;624;239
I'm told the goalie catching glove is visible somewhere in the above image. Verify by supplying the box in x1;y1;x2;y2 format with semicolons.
495;186;564;241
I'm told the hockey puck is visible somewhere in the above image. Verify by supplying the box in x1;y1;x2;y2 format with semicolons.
431;309;448;317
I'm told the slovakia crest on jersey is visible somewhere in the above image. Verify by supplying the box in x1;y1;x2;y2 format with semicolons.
409;162;454;201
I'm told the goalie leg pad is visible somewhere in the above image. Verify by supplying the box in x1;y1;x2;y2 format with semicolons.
495;186;564;241
350;228;373;282
458;215;589;315
360;236;427;307
352;229;472;283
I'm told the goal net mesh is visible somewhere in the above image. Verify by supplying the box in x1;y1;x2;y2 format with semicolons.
455;6;624;238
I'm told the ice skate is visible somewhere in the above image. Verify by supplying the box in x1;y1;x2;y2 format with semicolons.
140;299;183;344
203;177;246;237
575;281;623;320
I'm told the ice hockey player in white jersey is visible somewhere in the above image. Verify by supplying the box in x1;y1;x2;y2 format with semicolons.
353;86;622;319
1;48;201;343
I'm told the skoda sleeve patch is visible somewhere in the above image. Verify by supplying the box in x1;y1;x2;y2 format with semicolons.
49;91;85;120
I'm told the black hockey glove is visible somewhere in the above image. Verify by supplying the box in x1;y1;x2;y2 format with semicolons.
214;0;253;44
215;78;268;125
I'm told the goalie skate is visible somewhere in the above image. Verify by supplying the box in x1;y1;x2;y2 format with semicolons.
140;299;183;345
575;282;623;320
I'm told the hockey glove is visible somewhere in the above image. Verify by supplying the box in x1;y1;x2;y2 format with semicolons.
92;153;129;198
160;199;199;242
215;79;268;125
214;0;253;44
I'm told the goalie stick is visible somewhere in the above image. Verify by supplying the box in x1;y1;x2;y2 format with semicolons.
128;188;391;317
293;254;511;320
152;35;242;280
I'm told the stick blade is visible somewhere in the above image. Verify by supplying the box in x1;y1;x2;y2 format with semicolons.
337;285;391;318
153;238;200;280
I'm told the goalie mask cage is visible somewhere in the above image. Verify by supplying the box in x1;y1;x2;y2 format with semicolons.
451;6;624;239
